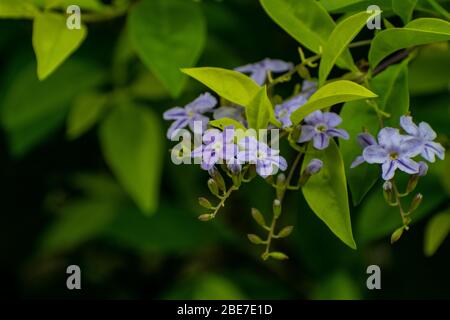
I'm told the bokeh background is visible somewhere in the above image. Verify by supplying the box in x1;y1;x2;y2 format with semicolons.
0;0;449;299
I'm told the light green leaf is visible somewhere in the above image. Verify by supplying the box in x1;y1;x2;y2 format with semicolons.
370;59;410;126
260;0;354;70
340;100;380;206
0;59;105;157
99;104;163;214
0;0;38;19
369;18;450;68
66;92;108;140
320;0;392;13
182;67;260;106
392;0;418;24
209;117;246;131
39;200;117;255
128;0;206;98
32;12;87;80
312;271;361;300
290;80;377;125
424;210;450;256
302;140;356;249
45;0;105;11
246;86;271;130
319;11;371;86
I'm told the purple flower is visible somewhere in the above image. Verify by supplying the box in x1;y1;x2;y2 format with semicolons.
362;128;423;180
400;116;445;163
213;105;247;127
418;161;428;177
237;136;287;178
163;92;217;139
351;132;377;168
191;128;237;171
305;159;323;174
235;58;293;85
297;110;349;150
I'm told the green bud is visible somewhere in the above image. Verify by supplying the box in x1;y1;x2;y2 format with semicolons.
209;168;226;191
207;179;219;197
247;165;257;180
273;199;282;219
198;197;213;209
298;171;311;187
268;251;289;260
406;174;419;193
276;173;286;187
251;208;267;228
297;64;311;80
277;226;294;238
247;234;264;245
409;193;423;212
198;213;214;222
390;226;404;244
383;181;394;203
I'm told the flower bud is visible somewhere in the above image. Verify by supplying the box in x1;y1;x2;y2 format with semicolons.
409;193;423;212
198;213;214;222
228;163;241;176
273;199;282;219
251;208;267;227
207;179;219;197
277;226;294;238
407;162;428;193
276;173;286;187
198;197;213;209
390;226;404;244
418;161;428;177
383;181;394;203
247;234;264;245
305;159;323;175
208;167;226;191
268;251;289;260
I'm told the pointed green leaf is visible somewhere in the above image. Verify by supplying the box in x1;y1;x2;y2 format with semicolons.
424;210;450;256
182;67;260;106
32;12;87;80
392;0;417;24
66;92;108;140
260;0;354;70
128;0;206;98
0;0;38;19
371;59;410;126
340;100;380;206
290;80;377;125
246;86;272;130
100;104;163;214
302;140;356;249
319;11;371;86
369;18;450;68
209;117;246;131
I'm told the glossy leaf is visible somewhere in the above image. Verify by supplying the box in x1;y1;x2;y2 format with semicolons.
32;12;87;80
290;80;377;125
424;210;450;256
100;104;164;214
260;0;354;69
319;11;371;85
340;100;380;206
302;140;357;249
246;86;271;130
369;18;450;68
392;0;418;24
182;67;260;106
128;0;206;98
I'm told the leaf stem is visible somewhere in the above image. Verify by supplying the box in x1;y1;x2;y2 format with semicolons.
211;185;238;218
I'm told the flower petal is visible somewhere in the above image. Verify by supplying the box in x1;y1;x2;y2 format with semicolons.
186;92;217;113
382;160;397;180
313;132;329;150
304;110;324;124
377;127;402;149
363;145;389;164
418;121;437;141
357;132;377;148
396;158;419;175
298;125;315;143
167;118;189;139
262;58;294;72
350;155;365;168
327;128;349;140
399;137;423;158
250;68;267;86
323;112;342;127
163;107;187;120
422;141;445;162
400;116;419;136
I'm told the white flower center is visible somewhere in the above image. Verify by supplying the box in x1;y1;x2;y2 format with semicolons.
315;123;328;133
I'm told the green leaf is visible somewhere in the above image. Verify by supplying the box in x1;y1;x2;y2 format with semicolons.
369;18;450;68
99;104;163;214
0;0;38;19
320;0;392;13
246;86;271;130
319;11;371;86
39;200;117;255
340;100;380;206
312;271;361;300
128;0;206;98
290;80;377;125
260;0;354;70
409;42;450;95
66;92;108;140
0;59;105;157
182;67;260;106
302;140;357;249
392;0;418;24
45;0;105;11
32;12;87;80
209;117;246;131
424;209;450;256
370;59;410;126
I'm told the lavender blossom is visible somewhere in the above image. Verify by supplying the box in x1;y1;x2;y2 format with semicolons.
213;105;247;127
235;58;293;85
163;92;217;138
237;136;287;178
297;110;349;150
418;161;428;177
362;128;423;180
350;132;377;168
305;159;323;174
400;116;445;162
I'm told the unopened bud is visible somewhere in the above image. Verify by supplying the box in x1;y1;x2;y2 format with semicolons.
276;173;286;187
198;197;213;209
418;161;428;177
305;159;323;175
208;167;226;191
409;193;423;212
268;251;289;260
273;199;282;219
251;208;267;227
207;179;219;197
390;226;404;244
247;234;264;245
383;181;394;203
277;226;294;238
198;213;214;222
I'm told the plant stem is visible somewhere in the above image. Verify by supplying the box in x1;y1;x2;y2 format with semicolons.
348;39;372;48
211;185;238;218
391;180;411;228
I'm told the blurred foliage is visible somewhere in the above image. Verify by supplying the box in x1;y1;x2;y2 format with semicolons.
0;0;449;299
